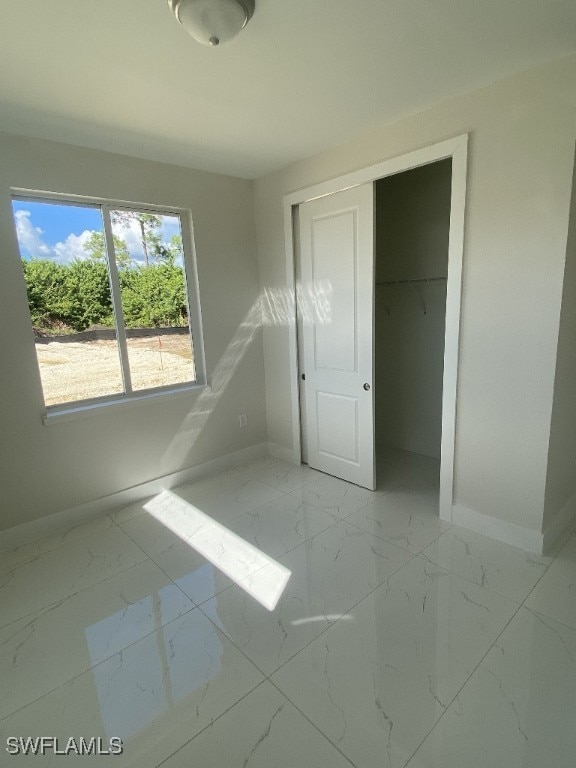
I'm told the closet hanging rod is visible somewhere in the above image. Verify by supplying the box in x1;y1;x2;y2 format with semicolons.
376;276;447;287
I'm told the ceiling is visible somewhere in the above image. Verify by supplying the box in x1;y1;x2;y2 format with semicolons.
0;0;575;179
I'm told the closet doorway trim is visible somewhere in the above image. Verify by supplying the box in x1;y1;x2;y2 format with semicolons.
283;134;468;522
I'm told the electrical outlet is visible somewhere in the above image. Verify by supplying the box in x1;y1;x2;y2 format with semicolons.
238;413;248;428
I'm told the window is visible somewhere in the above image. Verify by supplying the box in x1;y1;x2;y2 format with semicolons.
11;193;205;411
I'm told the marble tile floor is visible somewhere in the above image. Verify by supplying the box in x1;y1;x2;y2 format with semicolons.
0;449;575;767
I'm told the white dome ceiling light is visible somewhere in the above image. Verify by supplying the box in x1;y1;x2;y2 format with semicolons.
168;0;255;47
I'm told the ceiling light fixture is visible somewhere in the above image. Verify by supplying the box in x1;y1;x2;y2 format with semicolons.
168;0;255;47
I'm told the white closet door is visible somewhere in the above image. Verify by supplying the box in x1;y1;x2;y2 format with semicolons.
298;184;375;489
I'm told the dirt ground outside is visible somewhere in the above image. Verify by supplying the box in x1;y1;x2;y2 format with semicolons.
36;333;196;406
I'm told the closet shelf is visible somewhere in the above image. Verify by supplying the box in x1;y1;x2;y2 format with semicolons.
376;276;447;287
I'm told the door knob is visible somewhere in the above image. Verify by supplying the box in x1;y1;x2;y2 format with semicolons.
363;383;371;391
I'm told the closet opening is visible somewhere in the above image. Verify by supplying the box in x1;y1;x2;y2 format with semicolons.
286;134;467;520
375;158;452;499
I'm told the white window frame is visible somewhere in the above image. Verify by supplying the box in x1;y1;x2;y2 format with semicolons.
11;189;207;421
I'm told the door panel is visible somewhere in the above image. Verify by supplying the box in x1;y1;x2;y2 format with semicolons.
316;392;358;462
298;184;375;489
312;211;357;372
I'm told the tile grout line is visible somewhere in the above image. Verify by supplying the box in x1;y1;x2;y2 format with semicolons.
399;536;568;767
265;549;421;679
522;604;576;634
0;522;156;632
154;676;359;768
257;544;540;767
0;511;204;725
112;493;374;689
3;461;568;764
0;518;118;569
267;677;360;768
333;509;534;608
153;680;272;768
107;513;209;613
189;518;422;686
164;490;573;768
398;522;571;765
399;597;526;767
0;589;199;725
191;525;418;677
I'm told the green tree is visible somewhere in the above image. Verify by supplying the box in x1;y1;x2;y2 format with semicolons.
83;230;131;266
153;234;183;264
110;211;162;267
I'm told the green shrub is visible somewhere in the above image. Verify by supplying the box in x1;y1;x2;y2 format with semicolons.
22;259;69;331
119;263;188;328
22;258;187;333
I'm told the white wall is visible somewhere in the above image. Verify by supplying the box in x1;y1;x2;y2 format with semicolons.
544;154;576;530
0;132;267;531
375;161;451;458
254;54;576;534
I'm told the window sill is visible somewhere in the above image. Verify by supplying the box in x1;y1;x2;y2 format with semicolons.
42;382;209;425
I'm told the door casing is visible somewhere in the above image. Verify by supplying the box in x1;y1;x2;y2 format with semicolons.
283;134;468;522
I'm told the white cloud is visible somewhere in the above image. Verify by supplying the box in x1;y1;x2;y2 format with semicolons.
112;219;145;262
53;230;94;264
14;209;97;264
15;209;182;266
14;209;52;259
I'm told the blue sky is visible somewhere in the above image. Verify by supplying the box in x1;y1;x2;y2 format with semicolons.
12;199;182;265
13;200;103;247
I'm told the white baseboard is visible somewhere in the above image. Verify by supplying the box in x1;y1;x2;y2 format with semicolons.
542;491;576;554
0;442;269;552
451;503;544;554
267;442;300;464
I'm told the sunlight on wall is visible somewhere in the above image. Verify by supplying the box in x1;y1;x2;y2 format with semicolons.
261;281;333;328
161;296;263;470
161;279;332;470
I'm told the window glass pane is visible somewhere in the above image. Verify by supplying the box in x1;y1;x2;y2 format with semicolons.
110;210;196;391
12;199;124;406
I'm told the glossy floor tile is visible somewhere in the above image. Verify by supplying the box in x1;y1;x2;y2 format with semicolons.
348;474;448;554
0;609;263;768
235;456;321;492
160;681;354;768
1;451;574;768
421;525;549;602
0;514;115;570
407;608;576;768
176;468;285;518
202;522;412;674
150;539;236;605
290;473;380;519
524;530;576;628
123;492;337;563
0;526;147;627
0;560;194;719
271;555;517;768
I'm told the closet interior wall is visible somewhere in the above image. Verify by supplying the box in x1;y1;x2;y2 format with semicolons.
375;159;452;460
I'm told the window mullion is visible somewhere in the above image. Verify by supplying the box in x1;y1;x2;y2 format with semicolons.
102;206;132;395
